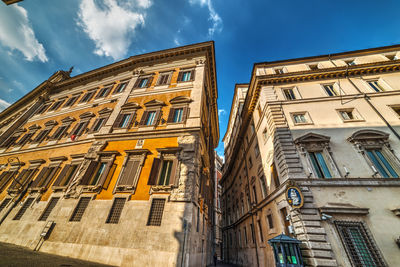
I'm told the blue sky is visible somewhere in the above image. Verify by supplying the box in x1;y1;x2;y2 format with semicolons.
1;0;400;158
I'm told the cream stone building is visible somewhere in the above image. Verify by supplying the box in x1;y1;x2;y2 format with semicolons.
221;45;400;266
0;41;219;267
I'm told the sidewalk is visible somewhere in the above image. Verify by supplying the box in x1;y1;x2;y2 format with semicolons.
0;242;112;267
207;261;242;267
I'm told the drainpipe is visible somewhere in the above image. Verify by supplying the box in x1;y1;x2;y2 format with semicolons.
240;138;260;267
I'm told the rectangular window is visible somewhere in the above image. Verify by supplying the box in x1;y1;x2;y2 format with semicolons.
157;73;170;85
36;103;51;114
366;149;398;178
283;88;296;100
9;168;37;191
79;91;95;103
309;152;332;178
71;121;88;136
13;197;34;220
391;106;400;117
340;110;354;120
106;198;126;224
48;100;65;111
90;162;107;185
91;118;106;132
38;197;60;221
323;84;337;96
145;111;156;126
16;132;35;146
0;198;11;213
147;198;165;226
293;113;307;124
275;68;284;74
119;114;132;128
158;160;173;185
267;214;274;229
51;125;68;140
69;197;90;222
33;129;51;143
95;86;112;98
113;82;128;94
250;223;255;243
182;71;191;81
139;78;149;88
259;176;268;198
257;220;264;242
367;80;385;92
31;166;59;189
335;221;386;266
63;95;80;107
116;155;142;191
197;206;200;232
252;185;258;203
244;227;248;244
254;144;260;157
0;135;20;148
53;164;79;187
173;108;183;123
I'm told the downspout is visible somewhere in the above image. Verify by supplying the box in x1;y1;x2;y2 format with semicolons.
240;138;260;267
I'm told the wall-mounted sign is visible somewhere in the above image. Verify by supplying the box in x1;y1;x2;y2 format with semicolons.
286;186;304;209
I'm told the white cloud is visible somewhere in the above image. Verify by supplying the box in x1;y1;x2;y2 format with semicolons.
174;37;181;46
77;0;152;60
189;0;222;36
0;99;11;112
0;4;48;62
218;109;226;116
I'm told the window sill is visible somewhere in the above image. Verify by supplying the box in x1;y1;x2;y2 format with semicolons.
52;186;67;192
293;122;313;126
137;125;156;131
150;185;174;194
112;128;129;133
342;119;365;123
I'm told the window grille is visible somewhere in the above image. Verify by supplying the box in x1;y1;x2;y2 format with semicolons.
147;198;165;226
13;198;34;220
38;197;60;221
0;198;11;213
335;221;386;267
106;198;126;224
69;197;91;222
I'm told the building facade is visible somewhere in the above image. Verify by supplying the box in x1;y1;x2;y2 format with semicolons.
0;41;219;267
213;152;223;259
221;45;400;266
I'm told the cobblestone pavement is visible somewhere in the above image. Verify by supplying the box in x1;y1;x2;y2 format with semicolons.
0;242;112;267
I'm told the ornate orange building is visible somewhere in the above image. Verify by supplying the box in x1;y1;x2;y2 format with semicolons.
0;41;219;266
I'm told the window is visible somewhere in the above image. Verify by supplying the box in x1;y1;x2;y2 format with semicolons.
13;197;34;220
275;68;284;74
345;59;356;66
262;128;268;142
63;94;80;107
338;109;363;122
259;175;268;198
146;111;156;126
134;76;153;88
244;226;248;244
69;197;90;222
148;150;179;187
308;64;318;70
36;103;51;114
8;168;38;192
283;88;296;100
30;165;60;191
250;223;255;243
116;113;133;128
70;121;88;137
53;164;79;188
0;198;11;213
323;84;337;96
79;91;95;103
293;113;307;124
50;125;69;140
271;163;280;187
335;221;386;266
48;99;65;111
177;69;195;82
157;73;171;85
95;86;112;98
252;185;258;204
257;220;264;242
106;198;126;224
0;134;21;148
113;81;128;94
80;157;115;189
391;106;400;117
366;149;398;178
309;152;332;178
267;214;274;229
367;80;385;92
38;197;60;221
248;156;253;168
91;117;106;132
197;207;200;232
32;128;52;143
16;131;35;146
115;150;147;192
147;198;165;226
0;171;18;192
254;144;260;157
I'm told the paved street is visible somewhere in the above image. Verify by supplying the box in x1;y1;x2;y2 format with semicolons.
0;242;112;267
207;261;241;267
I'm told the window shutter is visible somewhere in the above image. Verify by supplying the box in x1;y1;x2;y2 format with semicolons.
53;164;70;186
69;123;79;136
41;167;60;189
97;160;114;189
177;71;183;82
89;118;99;133
146;76;154;88
9;170;27;189
30;167;48;188
182;107;190;122
127;112;136;128
167;108;175;123
169;159;179;186
148;158;161;185
76;120;90;136
113;114;123;128
103;87;111;97
0;172;15;192
190;69;196;81
119;159;140;186
139;111;148;126
80;161;98;185
154;109;161;125
133;78;141;88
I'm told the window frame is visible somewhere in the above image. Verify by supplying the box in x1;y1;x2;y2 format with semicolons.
322;83;338;97
282;87;297;100
291;112;313;125
95;85;112;99
177;68;195;83
156;71;173;86
63;94;81;108
366;79;387;93
134;74;154;89
147;148;181;190
336;108;364;122
112;81;129;94
79;90;96;103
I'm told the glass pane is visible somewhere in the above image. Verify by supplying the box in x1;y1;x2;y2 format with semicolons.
90;163;106;185
120;114;131;128
349;227;376;266
158;160;172;185
366;150;389;177
174;108;183;122
309;152;323;178
375;150;398;178
316;152;332;178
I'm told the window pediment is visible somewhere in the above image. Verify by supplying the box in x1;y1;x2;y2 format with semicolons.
121;102;141;110
348;129;389;143
144;99;165;107
44;120;58;127
169;96;192;104
295;133;330;145
28;124;41;131
61;116;76;123
98;107;113;115
79;112;95;119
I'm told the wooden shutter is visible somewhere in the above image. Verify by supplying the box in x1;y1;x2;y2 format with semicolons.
53;164;70;186
148;158;161;185
127;112;136;128
9;169;27;189
139;111;148;126
76;120;90;136
146;76;154;88
30;167;49;188
168;159;179;186
190;69;196;81
133;78;141;88
97;160;114;188
69;123;79;136
118;158;140;186
167;108;175;123
182;107;189;122
80;161;98;185
0;172;14;192
154;109;161;126
177;71;183;82
113;114;123;128
41;167;60;189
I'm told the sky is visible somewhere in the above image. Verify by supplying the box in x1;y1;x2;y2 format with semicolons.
1;0;400;158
